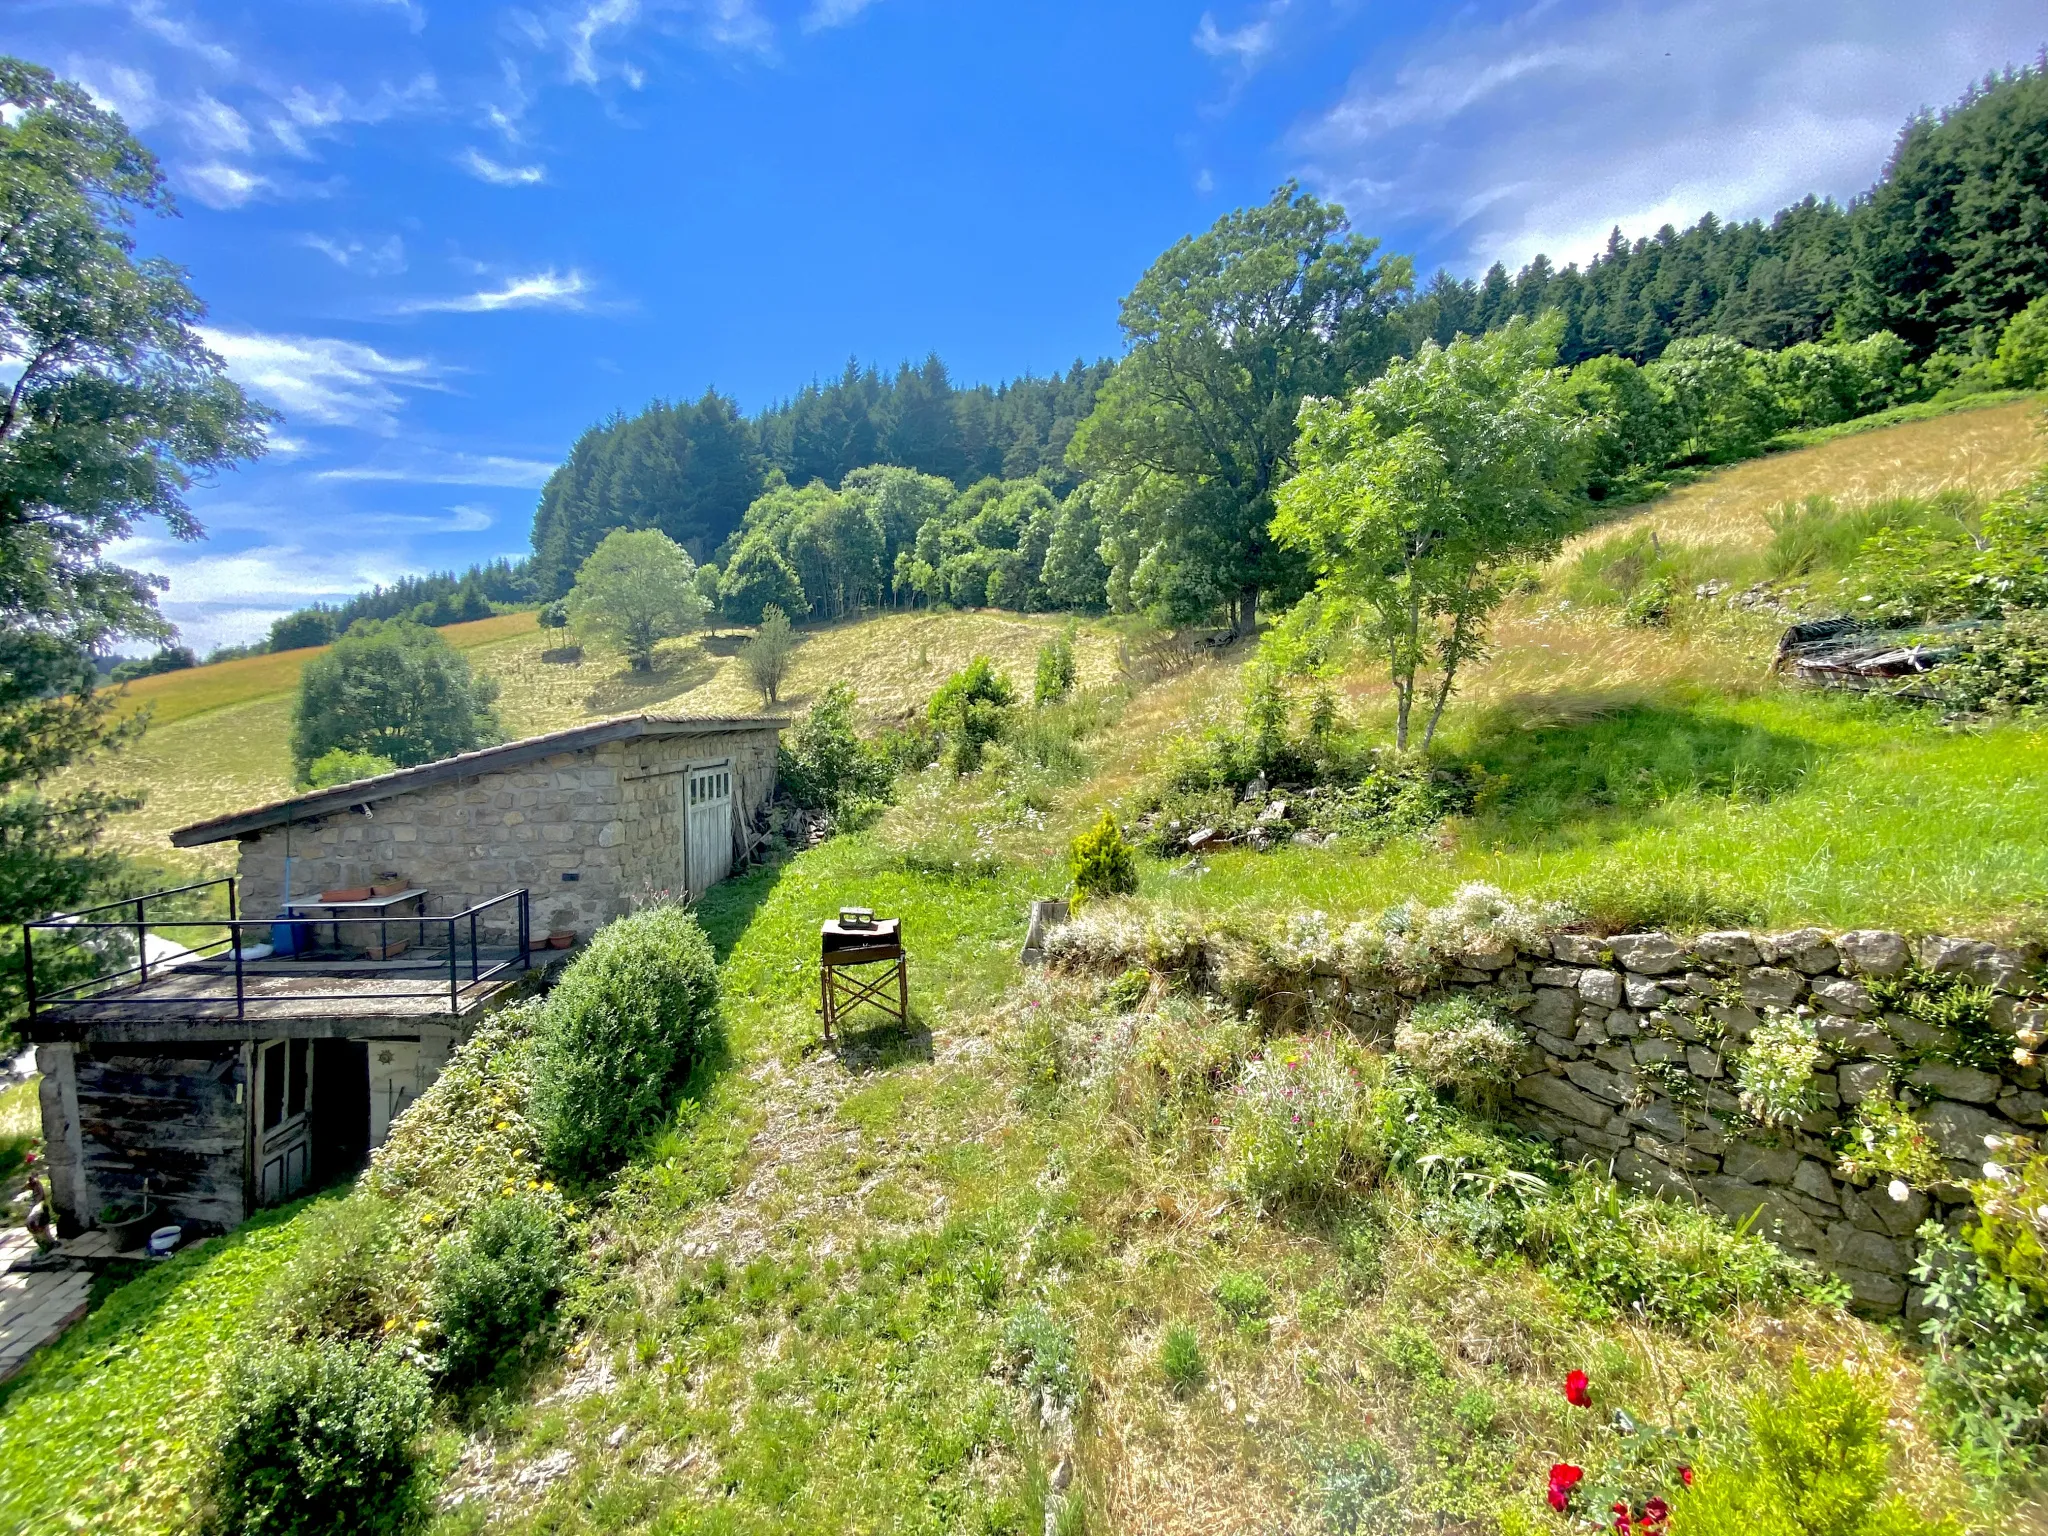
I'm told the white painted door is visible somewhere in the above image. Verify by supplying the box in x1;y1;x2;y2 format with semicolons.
683;761;733;896
255;1038;314;1205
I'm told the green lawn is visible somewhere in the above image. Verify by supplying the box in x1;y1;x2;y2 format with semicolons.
0;1196;330;1536
1144;690;2048;938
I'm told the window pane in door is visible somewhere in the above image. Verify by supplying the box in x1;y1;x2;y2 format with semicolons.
263;1041;286;1129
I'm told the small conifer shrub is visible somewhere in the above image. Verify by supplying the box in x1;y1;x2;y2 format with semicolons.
1068;809;1138;908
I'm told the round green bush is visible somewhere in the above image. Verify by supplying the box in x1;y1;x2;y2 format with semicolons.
204;1339;432;1536
530;904;720;1177
432;1193;576;1384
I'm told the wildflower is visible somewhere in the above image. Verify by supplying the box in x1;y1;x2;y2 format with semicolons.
1644;1498;1669;1525
1678;1467;1692;1488
1564;1369;1591;1407
1887;1179;1910;1204
1547;1464;1583;1512
1985;1161;2008;1180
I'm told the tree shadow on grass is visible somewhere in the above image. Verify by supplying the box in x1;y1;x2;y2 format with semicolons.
581;644;719;715
693;856;789;966
1461;693;1826;842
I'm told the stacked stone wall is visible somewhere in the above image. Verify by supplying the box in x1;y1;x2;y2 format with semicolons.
1095;922;2041;1317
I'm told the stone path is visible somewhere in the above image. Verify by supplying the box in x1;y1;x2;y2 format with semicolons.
0;1237;92;1381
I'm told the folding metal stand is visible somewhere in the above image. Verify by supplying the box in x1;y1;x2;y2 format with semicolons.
819;909;906;1040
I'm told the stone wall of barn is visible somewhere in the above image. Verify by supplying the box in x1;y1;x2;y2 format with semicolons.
233;729;779;941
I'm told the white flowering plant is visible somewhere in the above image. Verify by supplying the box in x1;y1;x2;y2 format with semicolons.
1734;1009;1821;1128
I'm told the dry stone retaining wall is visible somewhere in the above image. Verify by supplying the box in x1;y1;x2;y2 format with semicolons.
1060;915;2041;1318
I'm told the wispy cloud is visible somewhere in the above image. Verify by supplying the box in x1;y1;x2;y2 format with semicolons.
802;0;878;33
300;232;408;275
180;91;252;153
396;268;592;314
267;74;438;157
457;148;548;186
567;0;642;85
315;451;559;488
1290;0;2048;271
181;162;274;209
198;328;444;431
352;0;427;33
1193;0;1292;71
70;60;161;129
129;0;238;71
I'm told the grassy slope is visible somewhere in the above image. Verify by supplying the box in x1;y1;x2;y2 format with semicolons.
77;609;1116;868
11;406;2047;1531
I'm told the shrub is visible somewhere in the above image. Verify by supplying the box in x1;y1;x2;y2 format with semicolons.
273;1194;398;1342
304;747;398;789
1034;626;1077;705
1864;965;2006;1072
432;1193;576;1384
927;655;1014;774
1670;1360;1954;1535
1068;810;1138;908
1937;608;2048;717
1524;1171;1819;1330
1914;1223;2048;1484
1993;292;2048;390
740;604;797;705
1158;1323;1205;1397
1620;575;1677;627
531;905;720;1178
998;1305;1079;1409
1734;1009;1820;1127
203;1339;432;1536
1393;995;1524;1106
778;682;894;816
1211;1270;1271;1324
1845;468;2048;622
1834;1087;1944;1190
1223;1033;1367;1209
289;620;500;781
1317;1439;1400;1535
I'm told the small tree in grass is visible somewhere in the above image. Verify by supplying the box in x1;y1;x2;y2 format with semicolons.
1034;625;1077;705
1069;810;1138;907
566;528;705;672
741;605;797;705
927;656;1013;774
1273;315;1590;750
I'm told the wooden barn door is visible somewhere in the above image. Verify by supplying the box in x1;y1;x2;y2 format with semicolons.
254;1038;314;1206
683;760;733;897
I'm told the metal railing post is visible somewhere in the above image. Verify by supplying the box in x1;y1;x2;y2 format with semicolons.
469;911;479;983
448;916;459;1012
520;889;530;971
136;898;149;985
23;924;35;1018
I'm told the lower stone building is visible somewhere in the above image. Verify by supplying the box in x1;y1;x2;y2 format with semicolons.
24;711;786;1238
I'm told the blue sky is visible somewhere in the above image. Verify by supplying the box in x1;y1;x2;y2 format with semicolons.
6;0;2043;651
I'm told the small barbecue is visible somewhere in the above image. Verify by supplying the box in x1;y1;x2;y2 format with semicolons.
819;907;907;1038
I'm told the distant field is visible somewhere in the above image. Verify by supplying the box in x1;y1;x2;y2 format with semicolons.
103;610;540;728
1580;394;2045;554
76;607;1118;864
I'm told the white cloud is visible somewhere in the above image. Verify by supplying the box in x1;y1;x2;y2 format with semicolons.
396;268;592;314
70;61;161;129
457;148;548;186
267;74;437;157
353;0;427;32
181;162;272;209
567;0;641;85
300;232;408;275
129;0;238;71
181;91;253;153
1290;0;2048;272
802;0;878;33
315;452;558;488
197;328;443;431
1194;3;1290;68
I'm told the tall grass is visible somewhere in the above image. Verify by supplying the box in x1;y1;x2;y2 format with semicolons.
1761;490;1979;580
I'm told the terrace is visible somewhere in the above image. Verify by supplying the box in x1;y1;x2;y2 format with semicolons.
20;878;537;1041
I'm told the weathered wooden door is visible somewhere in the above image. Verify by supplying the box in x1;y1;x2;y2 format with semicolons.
683;761;733;897
254;1037;314;1205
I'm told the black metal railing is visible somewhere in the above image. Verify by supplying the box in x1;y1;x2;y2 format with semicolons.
24;879;531;1022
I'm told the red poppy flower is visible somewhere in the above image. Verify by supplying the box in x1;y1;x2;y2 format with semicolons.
1678;1466;1693;1488
1547;1464;1584;1512
1643;1497;1670;1528
1564;1369;1592;1407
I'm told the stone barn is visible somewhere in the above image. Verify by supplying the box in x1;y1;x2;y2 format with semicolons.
24;711;786;1239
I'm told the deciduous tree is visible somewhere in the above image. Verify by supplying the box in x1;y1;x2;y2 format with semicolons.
567;528;706;671
1071;182;1413;634
290;622;501;779
1274;317;1590;750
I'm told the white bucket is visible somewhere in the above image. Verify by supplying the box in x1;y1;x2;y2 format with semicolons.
146;1225;182;1256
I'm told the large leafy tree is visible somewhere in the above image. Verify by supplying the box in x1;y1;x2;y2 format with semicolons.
290;622;501;778
566;528;706;670
0;58;266;1011
1273;318;1589;750
1071;182;1413;634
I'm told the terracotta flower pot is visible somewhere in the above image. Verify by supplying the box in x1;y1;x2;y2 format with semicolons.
319;886;372;903
548;930;576;949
